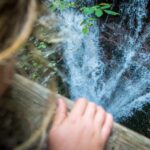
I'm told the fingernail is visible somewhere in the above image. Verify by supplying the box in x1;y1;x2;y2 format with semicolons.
108;113;113;120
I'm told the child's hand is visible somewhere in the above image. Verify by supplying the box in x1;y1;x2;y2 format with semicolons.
49;98;113;150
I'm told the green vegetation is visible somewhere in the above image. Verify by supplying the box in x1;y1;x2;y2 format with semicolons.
49;1;119;34
49;0;75;11
16;38;58;82
36;41;47;49
81;3;118;17
16;0;118;95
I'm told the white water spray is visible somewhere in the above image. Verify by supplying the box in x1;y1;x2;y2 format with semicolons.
51;0;150;121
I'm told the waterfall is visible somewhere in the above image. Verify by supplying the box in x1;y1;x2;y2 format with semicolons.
60;11;104;103
53;0;150;121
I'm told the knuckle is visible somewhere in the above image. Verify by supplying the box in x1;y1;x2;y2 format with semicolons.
89;102;96;107
76;98;87;103
87;102;96;111
98;106;105;115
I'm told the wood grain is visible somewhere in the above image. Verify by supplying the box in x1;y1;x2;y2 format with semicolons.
1;75;150;150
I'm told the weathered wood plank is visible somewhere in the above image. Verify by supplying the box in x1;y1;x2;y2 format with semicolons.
6;74;150;149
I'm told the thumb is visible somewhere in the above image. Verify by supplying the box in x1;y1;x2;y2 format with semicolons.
53;99;68;126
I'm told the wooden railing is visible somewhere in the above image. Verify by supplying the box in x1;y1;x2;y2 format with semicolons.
1;74;150;150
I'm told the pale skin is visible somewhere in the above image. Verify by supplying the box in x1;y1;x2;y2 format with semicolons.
49;98;113;150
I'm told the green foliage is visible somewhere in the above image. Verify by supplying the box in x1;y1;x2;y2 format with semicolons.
82;26;89;34
104;10;119;15
95;9;103;17
49;1;119;34
80;18;95;34
37;42;47;49
49;0;75;11
80;3;119;34
81;3;119;18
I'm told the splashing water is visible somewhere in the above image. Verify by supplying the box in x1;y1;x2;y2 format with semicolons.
56;0;150;121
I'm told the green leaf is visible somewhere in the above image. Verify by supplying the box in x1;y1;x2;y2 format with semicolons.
95;9;103;17
60;4;66;11
87;17;96;21
69;2;75;7
94;5;101;9
83;7;95;15
80;7;86;11
51;5;57;11
82;26;89;35
87;23;93;26
37;42;47;49
100;4;111;9
104;10;119;16
80;19;87;26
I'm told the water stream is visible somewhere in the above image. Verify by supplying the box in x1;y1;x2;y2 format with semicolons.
48;0;150;121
